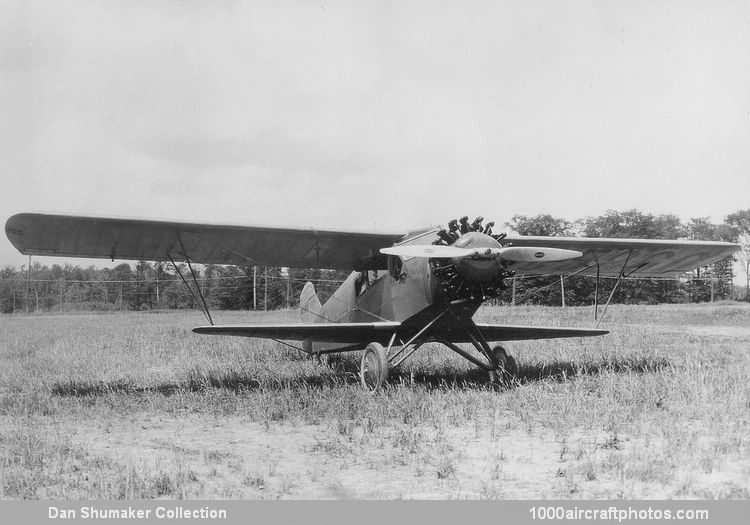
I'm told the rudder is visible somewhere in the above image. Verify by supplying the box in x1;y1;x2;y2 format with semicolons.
300;281;322;323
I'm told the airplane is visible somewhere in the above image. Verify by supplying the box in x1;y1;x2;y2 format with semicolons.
5;212;739;389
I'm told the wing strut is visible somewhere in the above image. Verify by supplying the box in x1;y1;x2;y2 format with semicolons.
270;338;309;355
511;262;596;307
387;306;451;369
594;262;600;320
168;254;214;326
595;249;633;329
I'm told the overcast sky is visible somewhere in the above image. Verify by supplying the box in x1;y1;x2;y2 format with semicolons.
2;0;749;268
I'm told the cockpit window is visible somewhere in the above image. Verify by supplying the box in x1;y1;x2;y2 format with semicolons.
388;255;404;281
355;272;367;295
355;270;380;295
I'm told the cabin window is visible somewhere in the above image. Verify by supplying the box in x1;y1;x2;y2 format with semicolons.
355;272;367;295
388;255;404;281
355;270;381;295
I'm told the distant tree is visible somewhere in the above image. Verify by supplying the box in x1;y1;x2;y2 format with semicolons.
132;260;155;310
725;209;750;300
263;266;288;310
686;217;735;301
581;209;685;239
212;265;252;310
652;214;685;240
110;263;133;309
153;261;171;308
506;214;573;237
0;266;19;313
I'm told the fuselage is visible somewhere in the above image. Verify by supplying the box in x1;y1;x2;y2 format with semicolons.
310;229;511;352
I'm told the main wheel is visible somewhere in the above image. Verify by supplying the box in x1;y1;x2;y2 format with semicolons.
360;342;390;390
490;345;518;384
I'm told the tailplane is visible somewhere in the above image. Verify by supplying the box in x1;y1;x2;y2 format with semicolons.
300;281;322;322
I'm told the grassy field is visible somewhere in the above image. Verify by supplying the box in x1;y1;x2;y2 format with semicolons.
1;302;748;499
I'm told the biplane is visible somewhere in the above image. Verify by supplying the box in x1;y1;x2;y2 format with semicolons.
5;213;739;389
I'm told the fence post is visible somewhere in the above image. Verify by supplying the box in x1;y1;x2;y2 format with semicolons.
561;275;565;308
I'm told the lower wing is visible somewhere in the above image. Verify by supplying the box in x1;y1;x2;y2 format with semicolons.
474;324;608;341
193;322;401;343
193;321;606;345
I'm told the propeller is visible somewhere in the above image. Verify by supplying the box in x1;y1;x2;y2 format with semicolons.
490;246;583;262
401;214;580;302
382;245;474;259
381;244;582;262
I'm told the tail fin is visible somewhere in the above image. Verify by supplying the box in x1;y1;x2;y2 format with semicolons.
300;281;322;322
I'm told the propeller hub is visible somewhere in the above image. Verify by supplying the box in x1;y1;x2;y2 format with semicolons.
452;231;500;250
451;232;503;282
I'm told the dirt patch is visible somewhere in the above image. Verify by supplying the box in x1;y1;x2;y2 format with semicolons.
77;414;579;499
681;325;750;338
623;324;750;339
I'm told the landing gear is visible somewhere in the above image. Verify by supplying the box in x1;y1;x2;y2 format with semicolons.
360;342;389;390
489;345;518;385
357;311;519;390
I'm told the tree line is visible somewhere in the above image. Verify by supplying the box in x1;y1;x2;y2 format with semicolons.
0;262;348;314
1;208;748;314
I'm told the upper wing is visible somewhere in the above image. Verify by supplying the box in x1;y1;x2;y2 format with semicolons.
5;213;405;270
502;235;739;277
193;322;401;343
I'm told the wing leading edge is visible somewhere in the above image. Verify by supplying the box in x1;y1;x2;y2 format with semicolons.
5;213;405;270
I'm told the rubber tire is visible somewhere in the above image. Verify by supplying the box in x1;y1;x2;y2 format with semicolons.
490;345;518;383
360;342;389;390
